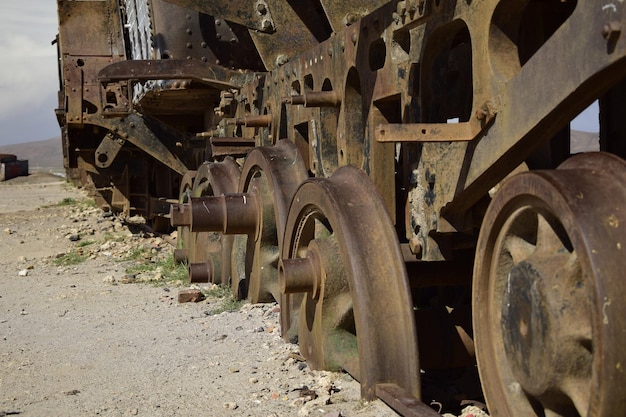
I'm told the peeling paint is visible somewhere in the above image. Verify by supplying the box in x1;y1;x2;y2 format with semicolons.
603;297;612;325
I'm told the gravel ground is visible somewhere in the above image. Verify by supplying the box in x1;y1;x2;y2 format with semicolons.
0;173;488;417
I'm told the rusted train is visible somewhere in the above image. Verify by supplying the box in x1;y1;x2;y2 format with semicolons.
55;0;626;415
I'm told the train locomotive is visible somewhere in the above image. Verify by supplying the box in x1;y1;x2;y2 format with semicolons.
55;0;626;415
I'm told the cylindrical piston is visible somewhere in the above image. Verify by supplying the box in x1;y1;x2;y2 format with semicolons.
170;203;191;227
189;193;259;235
173;248;188;263
284;91;341;108
279;246;322;299
189;261;213;283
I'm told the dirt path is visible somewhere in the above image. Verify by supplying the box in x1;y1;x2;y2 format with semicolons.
0;174;488;417
0;174;399;417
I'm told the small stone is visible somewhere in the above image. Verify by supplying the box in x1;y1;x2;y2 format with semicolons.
102;275;117;284
18;269;29;277
223;402;238;410
297;362;308;371
178;289;205;303
17;256;26;262
127;408;138;415
228;367;239;373
127;215;145;224
4;228;12;235
69;234;80;242
119;274;136;284
249;377;259;383
291;398;305;407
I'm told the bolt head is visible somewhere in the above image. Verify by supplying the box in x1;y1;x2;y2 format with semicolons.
256;2;267;15
261;18;273;31
603;21;622;40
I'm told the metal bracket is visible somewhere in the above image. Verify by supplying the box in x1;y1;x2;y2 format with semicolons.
375;101;497;143
95;132;126;168
85;113;190;175
254;0;276;33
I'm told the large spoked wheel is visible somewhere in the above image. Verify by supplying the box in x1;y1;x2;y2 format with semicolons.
279;166;419;400
174;170;196;264
190;157;240;285
473;152;626;416
231;139;307;301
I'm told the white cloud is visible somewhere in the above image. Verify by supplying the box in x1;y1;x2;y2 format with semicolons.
0;1;60;144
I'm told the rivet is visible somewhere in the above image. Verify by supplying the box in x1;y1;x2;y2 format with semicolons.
603;21;622;41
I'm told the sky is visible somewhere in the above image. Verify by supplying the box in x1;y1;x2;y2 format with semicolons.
0;2;61;146
0;1;599;147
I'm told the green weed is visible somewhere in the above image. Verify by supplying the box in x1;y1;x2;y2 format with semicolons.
203;285;244;315
75;240;95;248
53;251;88;266
125;253;188;285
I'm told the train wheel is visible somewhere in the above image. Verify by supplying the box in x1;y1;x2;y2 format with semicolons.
279;166;419;400
189;158;240;284
231;139;308;302
473;152;626;416
173;171;196;264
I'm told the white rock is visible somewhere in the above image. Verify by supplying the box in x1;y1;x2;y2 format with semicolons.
103;275;117;284
18;269;29;277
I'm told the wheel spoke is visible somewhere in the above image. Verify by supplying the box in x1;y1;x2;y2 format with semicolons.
535;212;571;254
504;234;536;264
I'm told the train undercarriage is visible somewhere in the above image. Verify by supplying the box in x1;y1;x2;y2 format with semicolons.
56;0;626;415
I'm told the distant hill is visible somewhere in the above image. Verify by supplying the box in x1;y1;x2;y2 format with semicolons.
0;137;64;172
570;130;599;153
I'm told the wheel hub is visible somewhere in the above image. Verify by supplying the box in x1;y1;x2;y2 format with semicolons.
502;260;555;397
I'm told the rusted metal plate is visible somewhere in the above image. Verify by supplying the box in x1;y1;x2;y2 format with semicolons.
162;0;274;31
98;59;250;89
319;0;389;32
57;0;125;57
163;0;320;70
84;113;190;175
209;137;256;157
447;0;626;215
376;384;441;417
376;121;479;142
